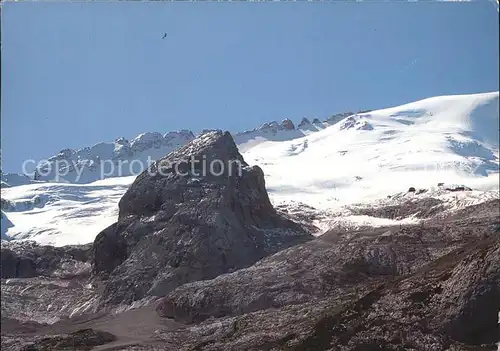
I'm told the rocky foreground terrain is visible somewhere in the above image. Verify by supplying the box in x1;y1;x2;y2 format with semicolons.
1;131;499;350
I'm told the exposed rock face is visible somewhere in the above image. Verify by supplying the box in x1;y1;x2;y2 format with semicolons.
292;236;500;350
1;195;49;213
347;197;446;220
280;118;295;130
1;242;96;325
35;130;196;184
92;131;312;308
19;328;116;351
0;173;36;188
326;111;354;124
1;211;14;240
2;199;498;350
252;119;298;133
298;117;311;128
157;199;499;325
1;241;92;279
152;201;499;350
445;185;473;192
339;115;374;131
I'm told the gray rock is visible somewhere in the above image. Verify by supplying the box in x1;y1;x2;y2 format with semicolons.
2;200;498;351
152;204;499;350
92;131;312;308
157;199;500;325
1;241;92;279
292;235;500;350
297;118;311;128
280;119;295;130
20;328;116;351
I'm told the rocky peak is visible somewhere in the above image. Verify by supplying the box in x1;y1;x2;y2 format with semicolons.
28;107;363;185
298;117;311;128
327;111;354;125
113;138;132;159
92;130;312;308
130;132;164;153
258;121;279;132
200;128;218;135
163;130;195;143
49;148;74;161
339;116;374;131
117;130;247;218
280;118;295;130
255;119;297;133
114;137;129;146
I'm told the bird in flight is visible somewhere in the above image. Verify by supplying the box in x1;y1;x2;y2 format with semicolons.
162;33;167;39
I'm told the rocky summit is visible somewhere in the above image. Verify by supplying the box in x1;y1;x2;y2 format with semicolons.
91;130;312;308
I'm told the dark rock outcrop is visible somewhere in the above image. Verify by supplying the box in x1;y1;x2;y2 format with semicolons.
92;131;312;308
152;202;499;350
280;119;295;130
157;200;500;325
326;112;354;125
2;198;498;350
1;242;96;324
20;329;116;351
292;235;500;350
1;242;92;279
298;117;311;128
445;185;472;192
347;197;446;220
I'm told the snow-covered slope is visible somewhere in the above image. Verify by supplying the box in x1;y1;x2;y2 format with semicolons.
2;92;499;246
1;177;134;245
34;130;195;184
29;117;350;184
243;91;499;208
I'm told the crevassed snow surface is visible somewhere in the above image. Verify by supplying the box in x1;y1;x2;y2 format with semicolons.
2;92;499;246
1;177;134;246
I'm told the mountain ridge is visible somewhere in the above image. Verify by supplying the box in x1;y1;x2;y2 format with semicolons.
1;91;499;245
2;91;498;186
1;108;372;185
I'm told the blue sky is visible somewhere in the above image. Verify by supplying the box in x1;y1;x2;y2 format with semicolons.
2;1;499;173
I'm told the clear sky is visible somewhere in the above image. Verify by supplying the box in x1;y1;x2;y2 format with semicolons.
1;1;499;173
